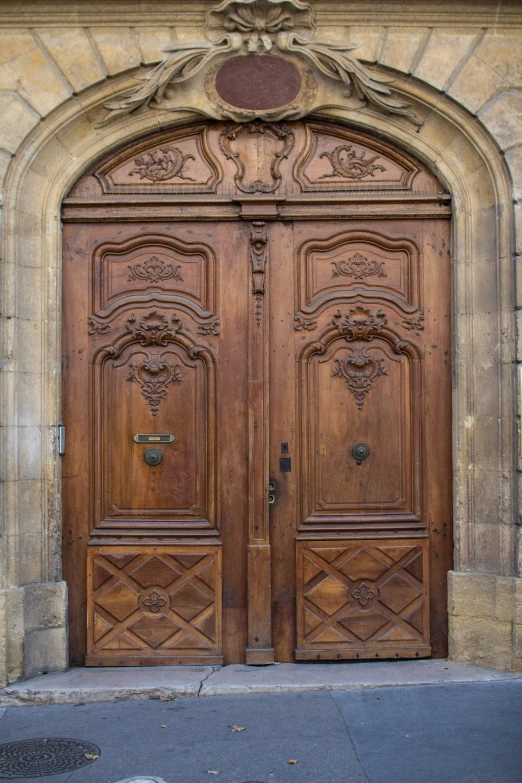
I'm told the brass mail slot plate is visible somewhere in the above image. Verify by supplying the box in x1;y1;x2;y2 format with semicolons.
134;434;175;443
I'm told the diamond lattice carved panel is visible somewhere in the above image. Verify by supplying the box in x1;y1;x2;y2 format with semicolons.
87;547;222;665
296;540;430;660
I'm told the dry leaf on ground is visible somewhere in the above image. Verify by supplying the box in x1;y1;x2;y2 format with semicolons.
161;725;168;728
232;726;246;732
207;771;218;775
84;754;99;760
288;760;298;764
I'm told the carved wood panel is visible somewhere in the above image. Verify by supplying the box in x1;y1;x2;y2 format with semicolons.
87;547;223;665
296;540;430;659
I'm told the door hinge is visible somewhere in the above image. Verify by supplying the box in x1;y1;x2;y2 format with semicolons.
58;424;66;457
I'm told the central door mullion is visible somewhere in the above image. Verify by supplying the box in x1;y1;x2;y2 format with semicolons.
246;218;274;664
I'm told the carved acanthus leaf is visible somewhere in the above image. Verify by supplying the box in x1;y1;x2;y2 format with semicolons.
97;0;420;126
294;314;317;331
88;317;111;336
402;312;424;331
320;145;386;180
127;351;183;416
127;256;184;283
332;346;387;410
125;309;183;346
197;319;221;336
331;252;387;280
333;306;387;341
131;147;195;183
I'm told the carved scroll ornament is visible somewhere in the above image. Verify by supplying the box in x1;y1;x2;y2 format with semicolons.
332;346;387;410
331;253;387;281
219;121;295;193
97;0;420;126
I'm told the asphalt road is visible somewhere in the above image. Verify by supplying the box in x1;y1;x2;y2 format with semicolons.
0;681;521;783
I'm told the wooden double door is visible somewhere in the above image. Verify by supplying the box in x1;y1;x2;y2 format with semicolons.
62;121;452;666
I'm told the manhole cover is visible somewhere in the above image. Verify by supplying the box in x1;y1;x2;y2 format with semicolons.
0;738;101;779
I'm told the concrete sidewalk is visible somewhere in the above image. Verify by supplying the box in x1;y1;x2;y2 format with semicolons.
1;660;520;706
1;681;522;783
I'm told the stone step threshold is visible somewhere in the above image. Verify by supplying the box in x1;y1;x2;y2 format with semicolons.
1;661;521;706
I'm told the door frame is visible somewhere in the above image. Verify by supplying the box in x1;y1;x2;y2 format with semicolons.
1;67;516;676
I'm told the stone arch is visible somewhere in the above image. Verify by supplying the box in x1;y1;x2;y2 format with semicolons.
0;63;518;683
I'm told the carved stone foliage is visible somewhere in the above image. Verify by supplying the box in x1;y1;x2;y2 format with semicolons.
333;306;387;341
219;121;294;193
250;221;269;326
97;0;420;126
320;145;386;181
127;352;183;417
402;312;425;331
294;314;317;331
332;346;387;410
331;253;387;281
127;255;184;284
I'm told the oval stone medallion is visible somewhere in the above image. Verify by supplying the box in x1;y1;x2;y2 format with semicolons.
215;55;302;111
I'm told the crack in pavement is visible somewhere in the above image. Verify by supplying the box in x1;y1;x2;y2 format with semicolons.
329;692;373;783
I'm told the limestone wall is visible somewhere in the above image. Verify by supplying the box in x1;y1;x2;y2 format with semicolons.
1;0;522;682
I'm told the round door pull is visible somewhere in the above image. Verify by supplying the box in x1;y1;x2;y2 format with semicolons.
352;442;370;463
144;447;163;466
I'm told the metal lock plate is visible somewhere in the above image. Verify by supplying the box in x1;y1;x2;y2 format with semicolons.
144;447;163;466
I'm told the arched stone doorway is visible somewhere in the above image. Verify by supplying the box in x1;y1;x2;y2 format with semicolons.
62;119;452;665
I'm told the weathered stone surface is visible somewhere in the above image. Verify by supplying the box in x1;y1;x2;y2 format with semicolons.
24;582;67;634
135;27;173;64
0;29;71;115
448;571;515;623
473;31;522;88
516;204;522;255
0;152;11;197
349;26;385;64
414;29;479;91
449;614;513;671
480;92;522;151
506;148;522;202
380;27;427;74
89;27;141;75
448;54;508;113
37;28;106;92
0;95;39;154
24;626;68;679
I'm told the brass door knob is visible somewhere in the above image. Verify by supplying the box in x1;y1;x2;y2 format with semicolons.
144;447;163;466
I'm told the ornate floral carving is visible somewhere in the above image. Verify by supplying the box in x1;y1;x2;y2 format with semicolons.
197;319;221;336
402;312;424;331
125;310;182;347
142;589;168;613
130;146;195;182
127;351;183;416
98;0;420;126
331;252;387;280
332;346;387;409
250;221;269;327
333;306;387;341
351;582;377;607
88;317;111;336
219;121;295;193
127;255;184;283
320;145;386;180
294;314;317;331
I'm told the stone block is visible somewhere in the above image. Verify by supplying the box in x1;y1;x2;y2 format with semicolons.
37;28;106;93
516;204;522;256
448;54;508;114
8;533;44;586
89;27;141;75
16;372;43;427
17;265;43;321
516;256;522;308
0;95;39;155
24;582;67;633
480;92;522;151
449;614;513;671
136;27;173;64
16;480;43;537
474;31;522;88
0;30;71;116
0;152;11;197
379;27;427;74
24;626;68;679
348;26;385;64
506;148;522;202
414;29;479;91
448;571;515;623
16;318;43;375
17;427;43;481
